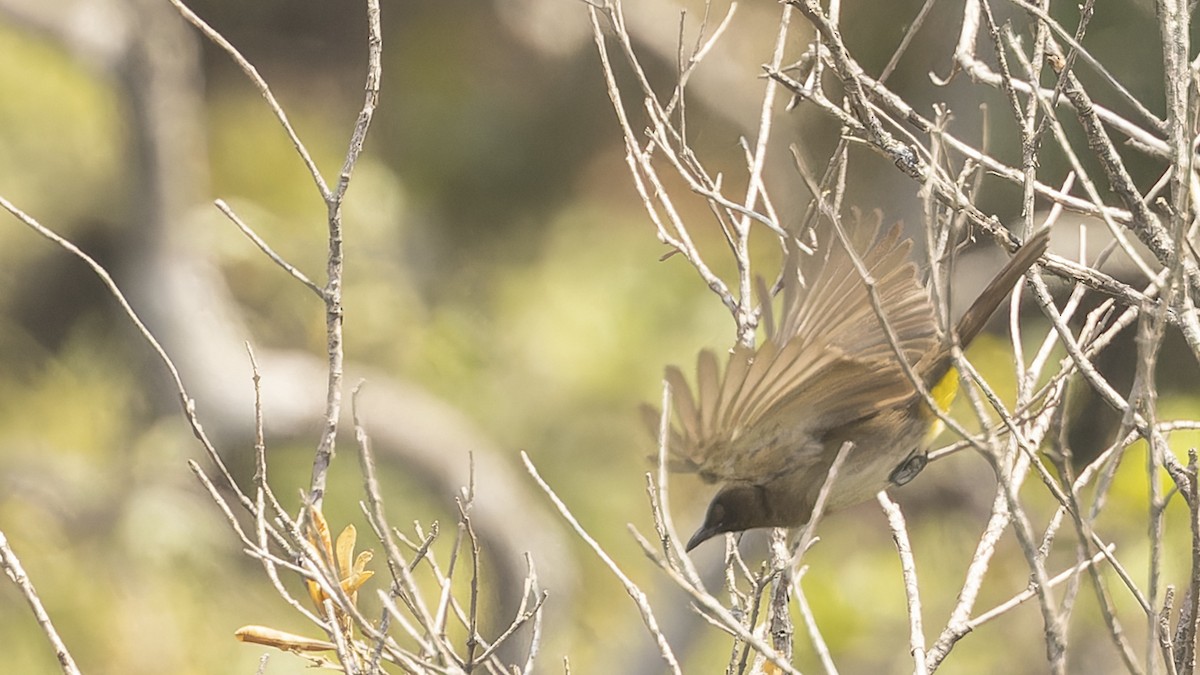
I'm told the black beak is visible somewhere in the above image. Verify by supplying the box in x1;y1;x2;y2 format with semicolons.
685;523;720;552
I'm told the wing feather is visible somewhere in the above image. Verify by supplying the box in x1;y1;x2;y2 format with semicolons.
653;210;939;481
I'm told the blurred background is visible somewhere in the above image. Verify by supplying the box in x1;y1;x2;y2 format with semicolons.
0;0;1197;672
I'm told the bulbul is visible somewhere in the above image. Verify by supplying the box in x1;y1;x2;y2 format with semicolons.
652;211;1049;552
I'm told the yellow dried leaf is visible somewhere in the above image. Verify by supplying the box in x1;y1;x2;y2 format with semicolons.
352;549;373;575
306;575;324;610
335;524;357;577
308;506;333;566
306;506;334;611
342;569;375;596
234;625;336;652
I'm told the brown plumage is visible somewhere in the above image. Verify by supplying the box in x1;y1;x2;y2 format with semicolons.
650;212;1050;551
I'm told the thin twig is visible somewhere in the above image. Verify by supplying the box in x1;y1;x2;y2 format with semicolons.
0;530;81;675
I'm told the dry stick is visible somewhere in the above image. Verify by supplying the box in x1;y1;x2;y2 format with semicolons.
743;13;818;630
767;48;1170;324
1043;379;1096;635
969;547;1115;628
628;527;802;675
1147;3;1194;653
790;0;916;173
166;0;329;197
734;564;772;674
1004;0;1163;131
792;7;1147;662
963;17;1070;667
1022;275;1156;610
828;97;1147;364
647;4;786;249
1049;421;1143;670
1135;305;1174;675
0;530;81;675
587;5;737;314
977;0;1033;144
794;32;1142;227
347;386;407;670
654;379;701;585
433;500;467;649
397;513;509;667
0;197;254;507
794;568;839;675
379;523;446;643
1047;52;1199;300
704;503;767;670
945;0;1168;157
1001;30;1158;283
521;555;546;675
350;390;461;668
306;0;382;510
459;494;483;671
248;344;269;565
878;493;927;675
625;2;769;231
635;92;784;239
242;346;339;640
372;591;437;664
919;110;952;336
1029;283;1144;673
957;379;1067;674
730;0;793;347
170;0;378;509
795;20;1195;515
188;461;331;629
1159;587;1181;675
767;529;795;666
396;524;439;573
667;0;737;122
520;452;685;675
878;0;938;84
323;595;360;675
473;556;547;667
1185;451;1200;673
217;200;323;298
925;479;1018;668
1;191;331;650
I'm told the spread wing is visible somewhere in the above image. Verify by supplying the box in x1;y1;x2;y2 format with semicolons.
650;211;939;483
777;210;939;365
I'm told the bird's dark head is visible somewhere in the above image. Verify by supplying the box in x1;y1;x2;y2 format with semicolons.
685;485;771;552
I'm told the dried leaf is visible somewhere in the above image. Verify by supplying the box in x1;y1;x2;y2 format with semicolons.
335;524;357;578
305;506;336;611
308;506;333;566
342;569;375;596
352;549;373;576
234;625;336;652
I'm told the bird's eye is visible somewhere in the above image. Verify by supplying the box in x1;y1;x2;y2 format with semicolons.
889;452;927;486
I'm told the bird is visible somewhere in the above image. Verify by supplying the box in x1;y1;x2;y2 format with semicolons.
650;210;1050;552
